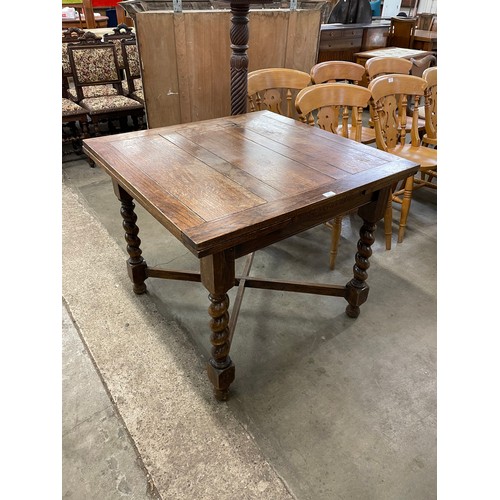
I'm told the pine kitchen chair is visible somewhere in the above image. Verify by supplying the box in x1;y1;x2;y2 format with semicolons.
295;82;373;269
368;74;437;248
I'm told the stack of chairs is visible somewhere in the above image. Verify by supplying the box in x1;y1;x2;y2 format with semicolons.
61;25;146;144
246;56;438;267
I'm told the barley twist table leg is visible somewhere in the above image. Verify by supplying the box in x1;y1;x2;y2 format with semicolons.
114;183;148;294
201;251;236;400
345;219;376;318
207;293;235;401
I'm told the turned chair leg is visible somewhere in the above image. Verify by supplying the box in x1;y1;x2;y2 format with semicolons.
384;188;393;250
329;215;343;270
398;175;414;244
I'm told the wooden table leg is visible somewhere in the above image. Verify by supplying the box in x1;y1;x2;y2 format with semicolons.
345;187;390;318
113;181;148;295
201;250;236;401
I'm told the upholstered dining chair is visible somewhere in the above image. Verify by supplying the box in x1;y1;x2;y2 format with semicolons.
62;97;89;152
121;39;144;104
295;82;372;269
368;74;437;248
62;27;86;99
247;68;311;120
310;61;375;145
103;23;136;73
67;32;144;135
65;32;120;102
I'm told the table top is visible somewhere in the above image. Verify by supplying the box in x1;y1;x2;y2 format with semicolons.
83;111;418;258
355;47;431;59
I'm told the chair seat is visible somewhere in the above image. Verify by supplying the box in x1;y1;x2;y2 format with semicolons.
67;84;119;101
388;144;437;168
337;125;376;144
122;78;143;95
130;89;144;104
62;98;87;118
357;126;376;144
80;95;144;115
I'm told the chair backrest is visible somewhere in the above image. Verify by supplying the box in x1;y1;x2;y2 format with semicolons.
310;61;366;85
62;26;86;43
295;83;372;142
67;31;123;102
121;38;141;92
103;23;136;69
410;54;437;78
247;68;311;119
368;74;428;150
62;27;86;77
365;56;413;83
387;16;417;48
422;66;437;143
416;13;436;30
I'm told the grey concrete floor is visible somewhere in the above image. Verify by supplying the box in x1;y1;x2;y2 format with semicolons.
62;300;157;499
62;135;437;500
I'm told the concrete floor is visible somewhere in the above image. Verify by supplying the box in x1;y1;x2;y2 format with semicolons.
62;136;437;500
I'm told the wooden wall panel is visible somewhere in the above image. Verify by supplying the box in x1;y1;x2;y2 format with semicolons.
136;9;321;129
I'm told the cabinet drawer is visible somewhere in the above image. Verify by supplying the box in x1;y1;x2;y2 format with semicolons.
320;38;362;51
321;28;363;40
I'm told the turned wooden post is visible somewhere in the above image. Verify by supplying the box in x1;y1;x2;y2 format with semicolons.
220;0;273;115
345;187;390;317
113;181;148;295
228;2;250;115
201;250;236;401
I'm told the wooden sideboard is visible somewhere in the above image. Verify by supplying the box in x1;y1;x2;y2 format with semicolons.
317;20;390;63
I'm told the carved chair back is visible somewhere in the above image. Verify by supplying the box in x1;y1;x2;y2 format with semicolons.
364;57;413;128
295;82;371;141
422;66;437;146
121;38;144;102
62;27;86;80
67;32;124;103
310;61;366;85
103;23;136;70
368;74;427;150
247;68;311;120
